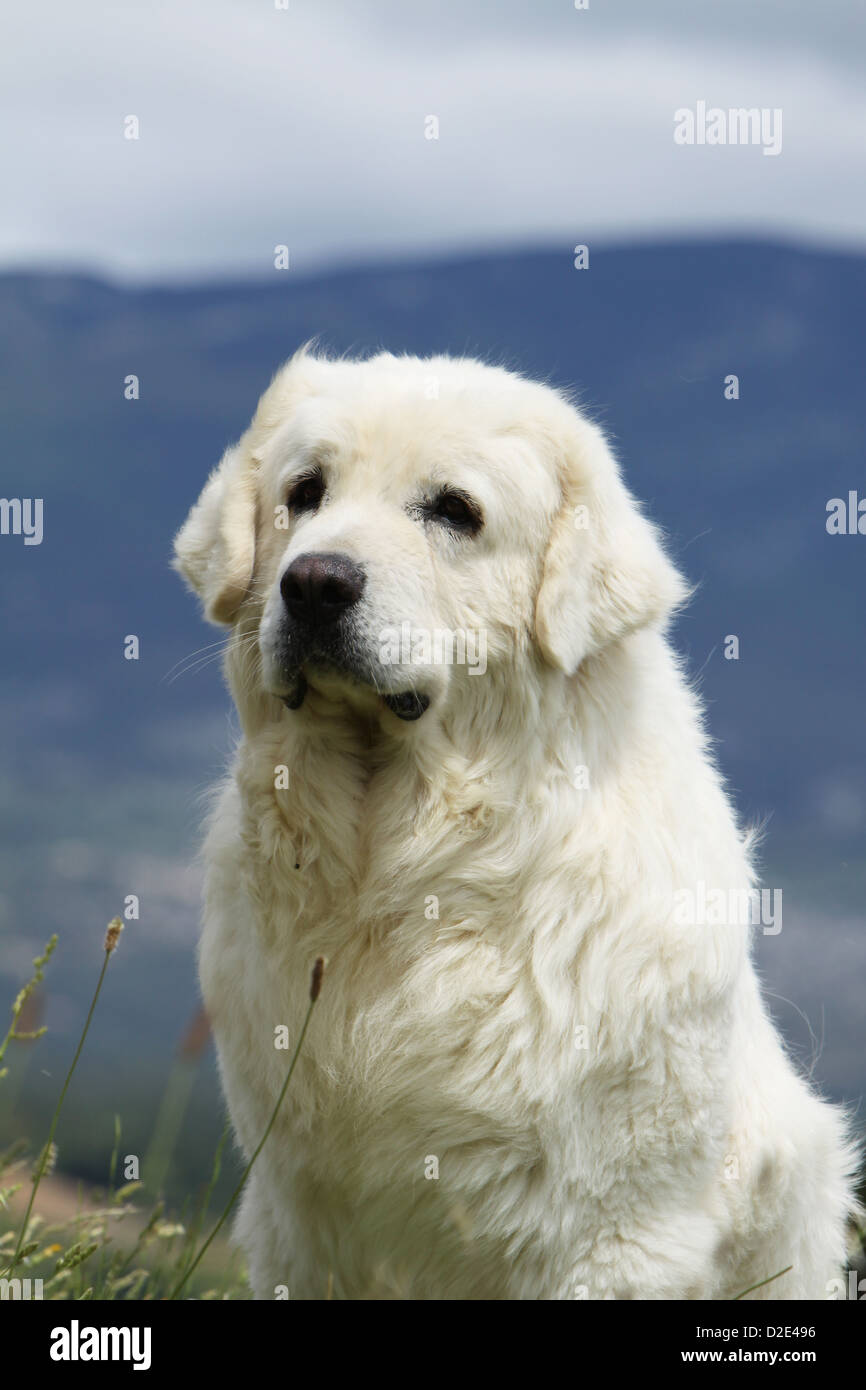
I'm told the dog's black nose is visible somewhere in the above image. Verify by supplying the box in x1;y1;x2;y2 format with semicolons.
280;552;366;626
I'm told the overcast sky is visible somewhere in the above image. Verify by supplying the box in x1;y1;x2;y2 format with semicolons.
2;0;865;282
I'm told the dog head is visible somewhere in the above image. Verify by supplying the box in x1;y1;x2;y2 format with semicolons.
174;348;687;727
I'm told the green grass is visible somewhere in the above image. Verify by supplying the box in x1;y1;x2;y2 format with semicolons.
0;925;323;1301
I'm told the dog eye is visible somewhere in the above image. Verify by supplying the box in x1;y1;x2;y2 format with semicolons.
427;489;483;535
287;469;325;514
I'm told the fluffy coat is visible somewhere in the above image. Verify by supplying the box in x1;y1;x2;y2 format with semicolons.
175;349;857;1299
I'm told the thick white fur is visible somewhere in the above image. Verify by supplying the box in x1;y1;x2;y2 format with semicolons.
175;348;857;1300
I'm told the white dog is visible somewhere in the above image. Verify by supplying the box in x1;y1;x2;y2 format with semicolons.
175;348;857;1300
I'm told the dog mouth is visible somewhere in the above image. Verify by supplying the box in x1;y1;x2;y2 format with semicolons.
269;621;433;722
278;666;431;722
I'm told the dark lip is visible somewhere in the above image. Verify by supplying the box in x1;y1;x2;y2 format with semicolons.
271;625;431;719
273;625;364;686
281;671;307;709
382;691;431;721
274;660;430;721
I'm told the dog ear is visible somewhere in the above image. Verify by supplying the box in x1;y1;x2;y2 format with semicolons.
173;444;257;625
535;424;688;675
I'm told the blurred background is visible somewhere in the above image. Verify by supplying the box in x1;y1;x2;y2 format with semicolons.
0;0;863;1206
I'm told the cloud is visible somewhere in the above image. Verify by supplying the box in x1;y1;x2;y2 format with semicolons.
1;0;864;280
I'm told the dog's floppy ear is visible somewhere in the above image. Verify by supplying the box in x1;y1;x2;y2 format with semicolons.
535;422;688;675
173;444;257;624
